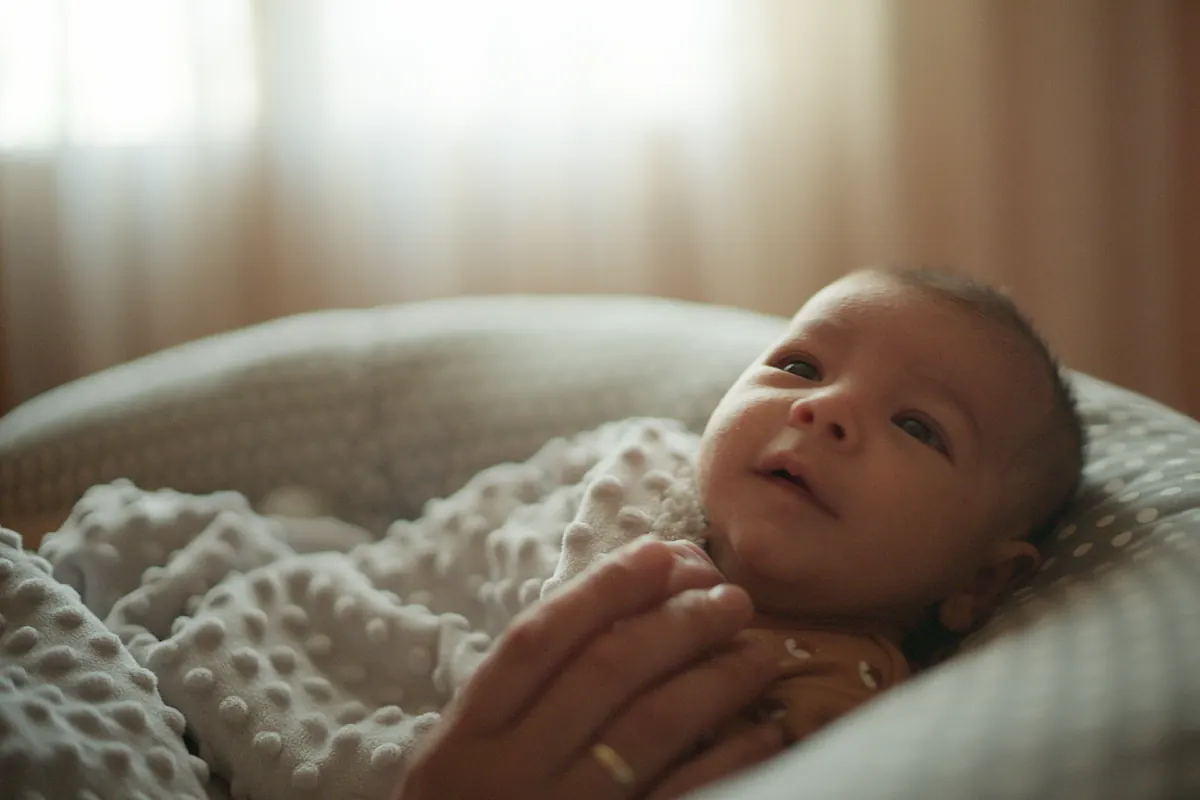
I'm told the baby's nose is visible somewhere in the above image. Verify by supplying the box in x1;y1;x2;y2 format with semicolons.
793;404;848;440
789;394;857;446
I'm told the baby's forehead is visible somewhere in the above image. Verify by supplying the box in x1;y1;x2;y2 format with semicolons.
793;272;944;324
788;276;981;351
787;276;1052;444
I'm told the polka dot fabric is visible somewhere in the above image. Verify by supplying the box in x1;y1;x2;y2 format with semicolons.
0;309;395;530
967;373;1200;649
0;529;212;799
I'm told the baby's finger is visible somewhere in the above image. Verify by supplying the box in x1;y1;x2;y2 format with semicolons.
446;538;678;734
662;540;724;595
646;723;786;800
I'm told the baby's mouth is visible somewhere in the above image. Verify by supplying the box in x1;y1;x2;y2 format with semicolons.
763;467;839;519
771;469;809;492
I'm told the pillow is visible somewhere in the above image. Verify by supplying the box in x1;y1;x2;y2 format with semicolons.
0;309;391;528
0;296;787;531
365;295;785;518
969;372;1200;649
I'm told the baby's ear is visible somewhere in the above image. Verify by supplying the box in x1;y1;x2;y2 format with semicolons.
937;539;1041;633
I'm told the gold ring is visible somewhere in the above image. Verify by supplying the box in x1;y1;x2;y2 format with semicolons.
591;742;636;787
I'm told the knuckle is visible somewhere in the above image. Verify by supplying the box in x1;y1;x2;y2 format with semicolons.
604;539;671;582
599;551;641;584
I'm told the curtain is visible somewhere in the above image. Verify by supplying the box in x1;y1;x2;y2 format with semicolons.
1;1;1196;416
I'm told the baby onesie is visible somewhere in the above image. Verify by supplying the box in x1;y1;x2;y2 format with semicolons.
729;616;912;744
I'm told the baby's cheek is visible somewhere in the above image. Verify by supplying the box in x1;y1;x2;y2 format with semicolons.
873;529;972;597
694;434;726;490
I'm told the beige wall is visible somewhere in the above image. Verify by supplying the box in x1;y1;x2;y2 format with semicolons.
1;2;1197;418
1173;2;1200;418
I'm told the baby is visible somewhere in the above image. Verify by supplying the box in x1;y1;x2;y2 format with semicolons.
695;266;1085;743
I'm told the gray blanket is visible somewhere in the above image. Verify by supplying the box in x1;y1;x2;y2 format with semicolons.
1;418;706;800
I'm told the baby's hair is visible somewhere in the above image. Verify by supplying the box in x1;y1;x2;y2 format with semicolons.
870;266;1087;669
867;266;1087;545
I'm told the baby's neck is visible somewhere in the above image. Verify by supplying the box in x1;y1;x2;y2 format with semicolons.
749;609;910;651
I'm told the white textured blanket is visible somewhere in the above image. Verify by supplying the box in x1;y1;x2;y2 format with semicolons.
1;418;707;800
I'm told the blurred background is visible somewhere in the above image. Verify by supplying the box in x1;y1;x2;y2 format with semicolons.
1;0;1197;417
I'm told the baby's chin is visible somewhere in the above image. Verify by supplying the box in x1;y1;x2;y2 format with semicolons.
707;528;816;593
708;527;907;618
722;512;837;561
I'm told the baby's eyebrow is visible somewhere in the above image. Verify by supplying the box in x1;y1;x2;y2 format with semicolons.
781;316;851;348
805;314;857;337
921;374;982;448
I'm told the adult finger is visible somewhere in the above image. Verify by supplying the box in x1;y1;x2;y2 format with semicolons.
646;722;786;800
608;541;725;641
558;634;782;799
517;582;755;767
446;537;681;734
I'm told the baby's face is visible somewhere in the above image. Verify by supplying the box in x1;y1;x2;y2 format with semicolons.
698;272;1050;626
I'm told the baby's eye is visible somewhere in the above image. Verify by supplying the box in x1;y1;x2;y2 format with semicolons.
779;358;821;381
895;414;948;455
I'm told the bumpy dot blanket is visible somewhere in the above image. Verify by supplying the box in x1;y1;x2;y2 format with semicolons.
0;418;706;800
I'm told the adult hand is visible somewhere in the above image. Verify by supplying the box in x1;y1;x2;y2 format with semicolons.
397;537;785;800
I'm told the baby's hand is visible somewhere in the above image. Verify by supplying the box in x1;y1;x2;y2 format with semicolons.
663;540;722;595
